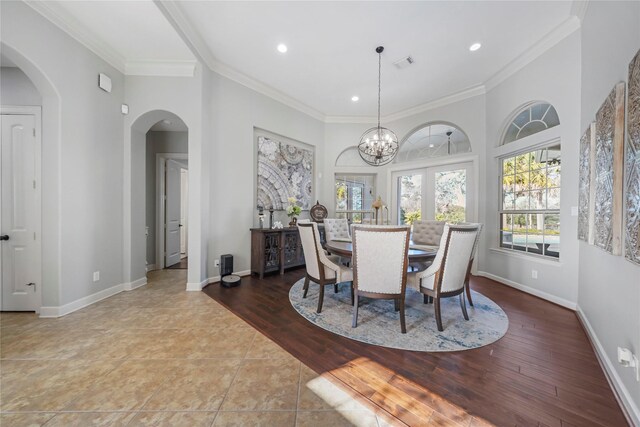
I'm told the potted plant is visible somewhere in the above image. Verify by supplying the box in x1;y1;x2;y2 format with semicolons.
286;197;302;227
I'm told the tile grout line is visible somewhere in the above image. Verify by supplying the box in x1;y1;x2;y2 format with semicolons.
294;361;303;426
213;331;258;414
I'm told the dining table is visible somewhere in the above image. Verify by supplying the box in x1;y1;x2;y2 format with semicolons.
324;239;437;266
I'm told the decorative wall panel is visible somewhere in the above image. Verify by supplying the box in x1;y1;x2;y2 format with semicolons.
594;82;625;255
625;49;640;265
256;135;313;210
578;125;592;242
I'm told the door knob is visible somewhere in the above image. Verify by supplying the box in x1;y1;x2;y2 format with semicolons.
0;235;8;241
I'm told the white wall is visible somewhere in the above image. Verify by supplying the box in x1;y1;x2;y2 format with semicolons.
578;1;640;421
145;131;188;265
0;67;41;105
481;31;582;308
124;68;208;287
1;1;125;308
208;73;325;276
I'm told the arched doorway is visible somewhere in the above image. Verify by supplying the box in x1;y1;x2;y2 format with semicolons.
128;110;190;287
0;42;61;313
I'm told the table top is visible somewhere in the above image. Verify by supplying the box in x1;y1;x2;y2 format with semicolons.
325;239;437;261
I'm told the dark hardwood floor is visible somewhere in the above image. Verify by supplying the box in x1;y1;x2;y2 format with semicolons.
203;268;628;427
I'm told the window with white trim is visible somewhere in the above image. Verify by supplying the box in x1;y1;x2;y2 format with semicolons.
502;102;560;145
499;144;561;258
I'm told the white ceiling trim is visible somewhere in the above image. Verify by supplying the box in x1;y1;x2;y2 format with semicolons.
484;16;581;92
125;60;196;77
570;0;589;22
155;0;326;122
25;0;126;73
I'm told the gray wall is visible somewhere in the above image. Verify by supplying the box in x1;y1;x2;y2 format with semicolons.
1;1;125;307
0;67;42;105
145;131;188;265
578;1;640;420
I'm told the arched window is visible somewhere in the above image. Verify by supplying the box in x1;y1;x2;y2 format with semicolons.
395;123;471;163
335;146;364;167
502;102;560;145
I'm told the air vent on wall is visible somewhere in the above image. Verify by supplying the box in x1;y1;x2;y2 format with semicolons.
393;56;414;69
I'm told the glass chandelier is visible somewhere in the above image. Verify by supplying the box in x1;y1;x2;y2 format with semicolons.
358;46;399;166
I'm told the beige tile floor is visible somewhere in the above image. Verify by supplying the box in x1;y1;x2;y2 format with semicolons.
0;270;391;427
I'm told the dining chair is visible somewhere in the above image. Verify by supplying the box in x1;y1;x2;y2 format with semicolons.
409;220;445;271
297;222;353;313
323;218;350;241
407;224;479;331
351;225;411;333
456;222;484;306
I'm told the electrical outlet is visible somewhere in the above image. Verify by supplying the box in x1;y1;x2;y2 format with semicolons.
93;271;100;282
531;270;538;279
214;260;220;268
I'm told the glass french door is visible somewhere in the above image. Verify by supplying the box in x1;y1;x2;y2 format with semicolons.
392;162;475;225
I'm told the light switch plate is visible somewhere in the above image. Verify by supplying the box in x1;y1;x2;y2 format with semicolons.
98;73;112;93
571;206;578;216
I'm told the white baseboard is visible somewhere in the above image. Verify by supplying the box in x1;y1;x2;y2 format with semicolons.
185;268;251;291
146;264;158;272
186;278;209;291
576;305;640;426
477;271;576;310
40;282;124;318
124;277;147;291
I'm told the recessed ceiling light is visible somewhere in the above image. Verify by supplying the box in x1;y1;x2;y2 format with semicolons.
429;144;435;148
469;43;482;52
351;96;359;102
277;43;288;53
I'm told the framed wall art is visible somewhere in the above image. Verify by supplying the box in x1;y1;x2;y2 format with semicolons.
256;132;313;211
625;49;640;265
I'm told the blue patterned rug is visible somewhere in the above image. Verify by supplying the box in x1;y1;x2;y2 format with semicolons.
289;278;508;352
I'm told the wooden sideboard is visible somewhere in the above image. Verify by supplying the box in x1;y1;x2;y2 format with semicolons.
250;227;306;279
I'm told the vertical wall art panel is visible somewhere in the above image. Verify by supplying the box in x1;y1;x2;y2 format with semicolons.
625;49;640;265
256;135;313;210
594;82;625;255
578;123;597;243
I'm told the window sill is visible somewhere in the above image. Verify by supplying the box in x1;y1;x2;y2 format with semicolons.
488;247;562;266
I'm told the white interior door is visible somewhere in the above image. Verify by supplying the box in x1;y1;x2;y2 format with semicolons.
165;159;181;267
1;114;40;311
180;168;188;258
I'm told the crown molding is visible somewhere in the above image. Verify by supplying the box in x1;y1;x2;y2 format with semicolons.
125;60;196;77
155;1;326;121
24;0;126;73
570;0;589;22
484;16;581;92
384;85;486;123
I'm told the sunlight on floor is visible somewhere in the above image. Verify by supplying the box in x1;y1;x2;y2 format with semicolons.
311;357;496;426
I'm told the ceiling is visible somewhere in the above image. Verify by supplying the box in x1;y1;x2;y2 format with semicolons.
24;1;579;119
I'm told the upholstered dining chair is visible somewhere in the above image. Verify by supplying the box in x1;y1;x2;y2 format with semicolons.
456;222;484;307
323;218;350;241
297;222;353;313
407;224;479;331
351;225;411;333
408;220;445;271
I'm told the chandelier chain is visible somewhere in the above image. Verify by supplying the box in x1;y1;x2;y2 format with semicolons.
377;49;381;130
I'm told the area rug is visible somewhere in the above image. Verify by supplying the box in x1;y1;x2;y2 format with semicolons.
289;278;508;352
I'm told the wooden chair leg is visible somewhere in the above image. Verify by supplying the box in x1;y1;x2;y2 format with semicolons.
399;298;406;334
423;294;429;304
460;293;469;320
352;293;359;328
394;298;399;312
350;282;354;306
317;284;325;313
334;284;339;293
434;297;443;331
465;281;474;307
303;276;310;298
